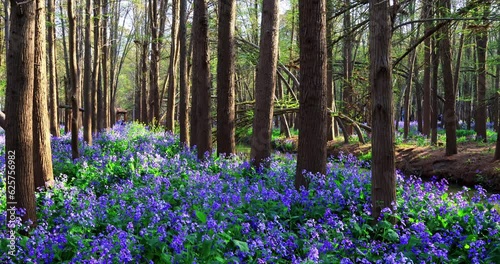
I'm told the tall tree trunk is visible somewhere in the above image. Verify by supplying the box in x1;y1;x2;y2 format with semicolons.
148;0;160;124
83;0;93;145
342;0;353;137
141;40;149;123
250;0;279;167
33;0;54;190
295;0;328;190
369;0;396;221
47;0;59;137
179;0;190;145
5;0;37;225
431;36;439;145
474;2;490;142
101;0;110;128
216;0;237;156
166;0;180;131
68;0;80;159
422;0;432;136
92;0;101;134
192;0;211;159
326;0;336;141
494;32;500;160
439;0;457;156
59;2;71;134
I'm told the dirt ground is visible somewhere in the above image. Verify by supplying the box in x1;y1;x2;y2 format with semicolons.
326;141;500;193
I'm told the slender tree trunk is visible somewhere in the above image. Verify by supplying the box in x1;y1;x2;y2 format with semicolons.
6;0;37;225
295;0;328;190
141;40;149;123
216;0;237;156
439;0;457;155
166;0;180;131
68;0;80;159
83;0;93;144
59;2;71;134
92;0;101;133
342;0;353;137
47;0;59;137
431;36;439;145
148;0;160;124
179;0;190;145
101;0;110;128
422;0;432;136
192;0;211;159
250;0;279;167
369;0;396;221
494;32;500;160
326;0;336;141
33;0;54;190
474;3;490;142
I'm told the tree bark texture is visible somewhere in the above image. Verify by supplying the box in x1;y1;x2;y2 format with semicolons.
33;0;54;190
250;0;280;167
179;0;190;146
68;0;80;159
6;0;37;225
192;0;211;159
295;0;328;190
217;0;237;157
47;0;60;137
83;0;93;145
369;0;396;221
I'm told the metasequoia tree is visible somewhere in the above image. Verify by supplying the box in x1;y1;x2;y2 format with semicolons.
68;0;80;159
83;0;93;145
192;0;211;159
5;0;37;225
217;0;237;156
47;0;59;137
369;0;396;221
295;0;328;190
439;0;457;156
33;0;54;189
474;1;491;142
179;0;190;145
250;0;280;167
166;0;180;131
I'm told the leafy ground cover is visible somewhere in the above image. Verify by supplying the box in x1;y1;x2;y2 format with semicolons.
1;123;500;263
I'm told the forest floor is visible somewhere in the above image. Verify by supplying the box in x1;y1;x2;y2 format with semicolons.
326;140;500;193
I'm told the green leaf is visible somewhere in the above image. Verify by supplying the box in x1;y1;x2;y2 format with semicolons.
385;229;400;243
233;240;249;253
195;210;207;224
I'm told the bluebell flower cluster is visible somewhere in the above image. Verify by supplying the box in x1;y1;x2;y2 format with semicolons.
0;123;499;263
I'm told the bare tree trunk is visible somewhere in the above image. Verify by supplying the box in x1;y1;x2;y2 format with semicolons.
431;36;439;145
83;0;93;144
47;0;59;137
6;0;37;225
295;0;328;190
148;0;160;124
141;40;149;123
179;0;190;145
33;0;54;190
101;0;110;128
326;0;336;141
216;0;236;156
494;32;500;160
59;2;71;134
342;0;353;137
474;2;491;142
439;0;457;156
92;0;101;133
166;0;180;131
422;0;432;136
369;0;396;221
250;0;279;167
68;0;80;159
192;0;211;159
